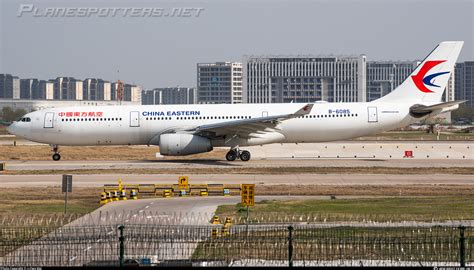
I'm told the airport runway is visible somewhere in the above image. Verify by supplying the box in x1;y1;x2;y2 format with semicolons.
1;173;473;187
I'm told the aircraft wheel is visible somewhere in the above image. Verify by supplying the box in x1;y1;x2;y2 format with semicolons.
239;150;251;161
225;150;237;161
52;153;61;161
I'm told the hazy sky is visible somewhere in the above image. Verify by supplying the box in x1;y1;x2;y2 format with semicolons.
1;0;473;89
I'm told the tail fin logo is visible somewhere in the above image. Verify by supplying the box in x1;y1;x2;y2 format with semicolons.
411;60;450;93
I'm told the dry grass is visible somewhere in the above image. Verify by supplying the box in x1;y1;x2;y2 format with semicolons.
257;184;474;196
0;145;226;161
1;184;473;216
216;196;474;222
0;187;102;215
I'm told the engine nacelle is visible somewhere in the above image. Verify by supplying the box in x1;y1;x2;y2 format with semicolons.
159;134;213;156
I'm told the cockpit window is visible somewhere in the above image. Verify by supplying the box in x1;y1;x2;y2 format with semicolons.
20;117;31;122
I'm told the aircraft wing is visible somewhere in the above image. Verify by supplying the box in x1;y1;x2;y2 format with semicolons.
174;103;313;139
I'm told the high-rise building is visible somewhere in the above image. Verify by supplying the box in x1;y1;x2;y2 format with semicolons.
197;62;243;104
124;84;141;103
142;87;197;105
244;56;367;103
83;79;111;101
141;90;155;105
20;79;39;99
11;76;20;99
98;80;111;101
38;80;54;100
455;61;474;107
366;61;420;101
0;74;19;99
51;77;83;100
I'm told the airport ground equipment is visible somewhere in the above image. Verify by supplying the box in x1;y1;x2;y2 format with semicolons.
119;190;127;200
211;215;220;225
241;184;255;224
211;227;219;239
207;184;224;196
404;150;414;158
221;217;232;236
241;184;255;207
130;189;138;200
112;191;119;201
99;192;108;205
101;176;242;199
106;192;113;202
163;189;172;198
178;176;188;190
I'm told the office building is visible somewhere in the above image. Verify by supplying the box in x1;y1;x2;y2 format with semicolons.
197;62;243;104
142;87;197;105
83;79;112;101
20;79;39;99
366;61;419;101
455;61;474;107
0;74;20;99
38;80;54;100
51;77;83;100
244;55;366;103
0;99;139;112
123;84;141;103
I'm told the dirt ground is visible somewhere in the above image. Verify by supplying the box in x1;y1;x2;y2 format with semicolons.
0;145;227;161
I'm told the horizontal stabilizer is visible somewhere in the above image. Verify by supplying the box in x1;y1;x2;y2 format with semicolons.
409;100;466;117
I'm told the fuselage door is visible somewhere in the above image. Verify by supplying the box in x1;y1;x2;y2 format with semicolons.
44;112;54;128
367;106;378;123
262;111;268;117
130;111;140;127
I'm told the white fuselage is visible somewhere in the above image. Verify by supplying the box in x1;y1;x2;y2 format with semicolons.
9;101;414;147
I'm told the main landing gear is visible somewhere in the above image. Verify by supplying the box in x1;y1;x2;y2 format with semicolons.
51;145;61;161
225;149;251;162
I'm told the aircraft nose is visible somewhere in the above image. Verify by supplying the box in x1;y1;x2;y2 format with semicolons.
6;123;16;135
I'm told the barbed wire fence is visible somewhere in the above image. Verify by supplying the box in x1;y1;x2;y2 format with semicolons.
0;213;472;267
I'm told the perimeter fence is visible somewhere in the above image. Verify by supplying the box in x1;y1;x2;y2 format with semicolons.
0;222;472;267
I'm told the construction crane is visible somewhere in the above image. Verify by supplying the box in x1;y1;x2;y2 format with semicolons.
116;79;124;105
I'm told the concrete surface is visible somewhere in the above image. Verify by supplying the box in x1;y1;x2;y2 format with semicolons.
3;157;474;172
246;141;473;159
1;173;472;187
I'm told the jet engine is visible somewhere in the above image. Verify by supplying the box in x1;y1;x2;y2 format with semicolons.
159;134;213;156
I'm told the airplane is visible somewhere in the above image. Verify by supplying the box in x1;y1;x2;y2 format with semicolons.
7;41;465;162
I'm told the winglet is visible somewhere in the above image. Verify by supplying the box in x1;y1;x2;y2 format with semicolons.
292;103;314;117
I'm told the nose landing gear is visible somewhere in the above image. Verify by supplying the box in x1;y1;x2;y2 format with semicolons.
51;145;61;161
225;149;251;162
